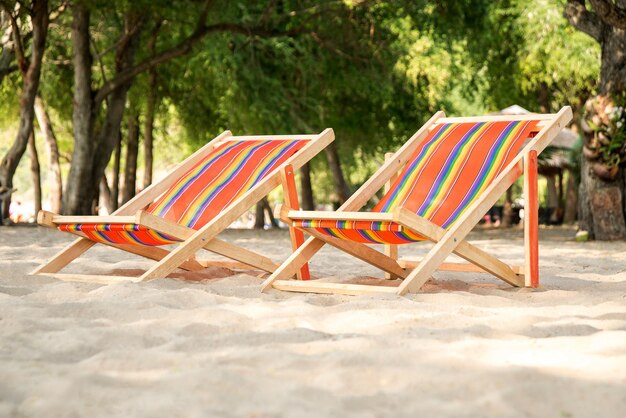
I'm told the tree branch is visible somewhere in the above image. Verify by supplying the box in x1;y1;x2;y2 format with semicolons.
564;0;605;42
589;0;626;29
94;21;307;105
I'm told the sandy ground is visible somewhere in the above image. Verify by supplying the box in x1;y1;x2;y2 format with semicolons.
0;225;625;418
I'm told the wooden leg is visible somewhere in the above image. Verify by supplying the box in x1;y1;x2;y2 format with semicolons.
524;150;539;287
384;243;398;279
303;228;408;279
261;236;326;292
396;208;523;287
281;164;310;280
203;238;280;272
32;237;96;274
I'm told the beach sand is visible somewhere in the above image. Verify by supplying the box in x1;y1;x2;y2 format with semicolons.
1;225;625;417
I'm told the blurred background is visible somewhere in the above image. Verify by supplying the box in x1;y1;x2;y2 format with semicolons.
1;0;624;239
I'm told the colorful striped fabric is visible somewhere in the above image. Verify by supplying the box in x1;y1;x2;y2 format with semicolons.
298;219;423;244
58;139;309;246
148;139;308;229
58;223;181;246
295;120;539;244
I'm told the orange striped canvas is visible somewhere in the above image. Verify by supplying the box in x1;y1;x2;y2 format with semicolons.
295;120;539;244
59;139;308;246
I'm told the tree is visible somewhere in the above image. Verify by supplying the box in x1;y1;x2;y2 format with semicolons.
564;0;626;240
0;0;49;219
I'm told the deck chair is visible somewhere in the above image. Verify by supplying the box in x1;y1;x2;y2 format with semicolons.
261;107;572;296
33;129;334;283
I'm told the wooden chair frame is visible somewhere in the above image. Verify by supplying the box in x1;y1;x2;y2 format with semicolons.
33;129;334;284
261;108;573;296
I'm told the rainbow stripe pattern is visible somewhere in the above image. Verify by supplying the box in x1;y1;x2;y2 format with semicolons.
58;223;181;245
59;139;309;246
294;120;539;244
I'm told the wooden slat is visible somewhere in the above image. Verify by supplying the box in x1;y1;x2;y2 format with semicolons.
281;165;310;280
395;208;524;287
398;259;524;275
32;210;97;274
138;128;335;281
524;150;539;287
272;279;398;296
195;259;259;270
229;134;318;141
52;215;136;224
136;211;280;272
286;210;395;222
396;107;572;295
44;227;205;272
436;114;556;124
383;152;399;280
260;113;445;292
301;228;409;279
45;273;143;284
31;237;96;274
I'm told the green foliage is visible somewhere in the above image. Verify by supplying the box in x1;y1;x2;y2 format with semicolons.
0;0;604;207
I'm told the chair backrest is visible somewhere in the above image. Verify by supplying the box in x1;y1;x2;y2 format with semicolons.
374;120;540;228
147;139;309;229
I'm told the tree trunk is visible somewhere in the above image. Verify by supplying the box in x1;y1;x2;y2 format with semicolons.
563;170;578;224
299;163;314;210
578;152;626;239
565;3;626;239
324;143;350;206
122;111;140;204
0;0;48;219
254;197;279;229
143;71;156;188
546;174;559;224
254;200;265;229
99;175;112;214
502;188;513;227
110;130;122;211
34;95;62;213
63;4;95;214
27;130;42;214
64;9;142;214
143;25;159;189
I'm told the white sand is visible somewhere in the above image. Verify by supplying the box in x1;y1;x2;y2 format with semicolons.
1;225;625;417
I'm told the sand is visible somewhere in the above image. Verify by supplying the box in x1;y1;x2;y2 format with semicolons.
1;225;625;417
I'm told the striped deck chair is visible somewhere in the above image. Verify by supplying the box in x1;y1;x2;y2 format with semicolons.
261;107;572;296
34;129;334;283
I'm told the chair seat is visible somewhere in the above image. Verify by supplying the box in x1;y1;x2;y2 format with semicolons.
293;219;426;244
58;223;182;246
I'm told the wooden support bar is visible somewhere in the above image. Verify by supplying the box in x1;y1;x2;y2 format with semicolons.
32;237;96;274
45;273;143;284
398;259;524;275
436;114;556;124
52;215;136;224
272;279;398;296
136;210;280;272
230;134;318;141
524;150;539;287
395;208;524;287
300;228;409;279
286;210;395;222
384;152;399;280
281;165;310;280
261;237;326;291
